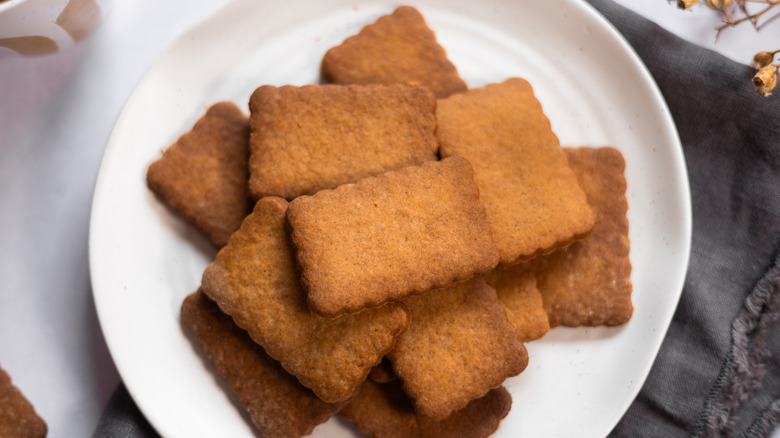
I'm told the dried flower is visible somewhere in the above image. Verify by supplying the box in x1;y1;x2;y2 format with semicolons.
705;0;733;12
677;0;699;9
752;51;776;69
670;0;780;96
752;65;778;96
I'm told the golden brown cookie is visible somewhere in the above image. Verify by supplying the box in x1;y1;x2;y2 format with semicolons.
387;277;527;420
369;358;398;383
0;365;47;438
147;101;251;249
484;264;550;342
530;147;633;327
436;78;594;266
321;6;467;99
340;380;418;438
417;386;511;438
181;290;346;437
248;83;437;200
287;156;500;317
201;197;409;403
340;380;511;438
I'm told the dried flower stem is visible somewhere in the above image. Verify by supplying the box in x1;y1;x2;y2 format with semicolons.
716;0;780;37
671;0;780;96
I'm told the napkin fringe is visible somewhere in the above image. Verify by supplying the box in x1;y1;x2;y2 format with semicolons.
741;397;780;438
691;250;780;438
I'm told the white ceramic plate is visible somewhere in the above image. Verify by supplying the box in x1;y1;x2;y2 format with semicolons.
89;0;692;437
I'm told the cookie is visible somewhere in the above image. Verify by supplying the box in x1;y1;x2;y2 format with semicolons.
147;101;252;249
484;264;549;342
369;358;397;383
0;365;47;438
248;83;437;200
201;197;409;403
321;6;467;99
181;290;346;437
387;277;527;419
417;386;511;438
340;380;417;438
436;78;594;265
531;147;632;327
287;156;500;317
340;379;511;438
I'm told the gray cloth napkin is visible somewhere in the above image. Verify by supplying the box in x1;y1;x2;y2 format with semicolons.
93;0;780;436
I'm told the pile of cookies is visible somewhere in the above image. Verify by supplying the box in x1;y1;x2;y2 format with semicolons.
147;6;633;438
0;365;47;438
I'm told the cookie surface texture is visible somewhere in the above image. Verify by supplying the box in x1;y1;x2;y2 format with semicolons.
146;101;251;249
321;6;467;99
484;263;550;341
181;290;346;438
287;156;500;317
436;78;594;265
0;365;47;438
531;147;633;327
201;197;409;402
248;83;436;200
387;277;527;419
340;379;512;438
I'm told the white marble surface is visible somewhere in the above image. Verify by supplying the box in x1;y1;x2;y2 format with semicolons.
0;1;229;436
0;1;776;437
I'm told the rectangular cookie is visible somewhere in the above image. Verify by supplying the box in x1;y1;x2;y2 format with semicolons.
530;147;633;327
436;78;594;266
181;290;347;437
0;365;47;438
340;380;417;438
484;263;550;342
416;386;511;438
321;6;467;99
147;101;251;249
340;379;512;438
387;276;527;420
286;156;500;317
201;197;409;403
248;83;437;199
